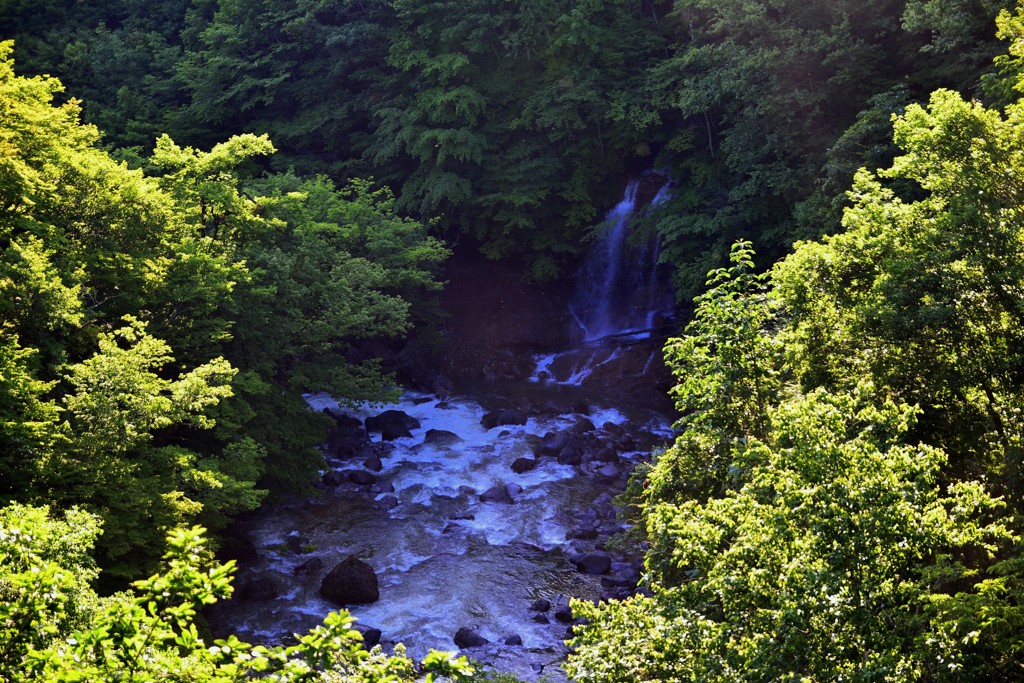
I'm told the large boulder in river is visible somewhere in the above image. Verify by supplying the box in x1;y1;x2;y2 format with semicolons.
536;430;576;458
424;428;462;445
347;470;377;486
365;410;420;440
324;411;370;458
481;408;528;429
454;627;489;648
322;470;346;486
319;557;380;605
572;551;612;575
511;457;537;474
480;485;515;504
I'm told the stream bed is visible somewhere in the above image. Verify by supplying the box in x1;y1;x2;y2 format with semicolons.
207;384;673;681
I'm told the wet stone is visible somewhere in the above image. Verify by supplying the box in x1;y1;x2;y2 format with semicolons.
554;604;574;624
454;627;489;648
481;408;528;429
319;557;379;605
348;470;377;486
356;625;382;650
365;410;420;440
566;526;599;541
321;470;346;487
511;457;537;474
480;485;515;504
424;428;462;444
572;552;612;575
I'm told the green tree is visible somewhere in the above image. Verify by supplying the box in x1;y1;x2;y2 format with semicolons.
571;382;1014;682
0;504;101;676
774;88;1024;497
42;318;239;583
647;0;911;299
1;506;473;682
648;241;782;505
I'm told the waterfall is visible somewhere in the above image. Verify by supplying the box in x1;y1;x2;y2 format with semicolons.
568;176;673;344
570;180;642;341
532;175;675;387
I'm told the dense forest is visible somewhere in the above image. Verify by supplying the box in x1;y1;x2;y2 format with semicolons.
1;0;1024;680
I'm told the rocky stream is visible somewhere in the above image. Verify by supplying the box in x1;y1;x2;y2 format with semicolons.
206;174;680;681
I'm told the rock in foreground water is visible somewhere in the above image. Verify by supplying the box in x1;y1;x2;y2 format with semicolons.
319;557;380;605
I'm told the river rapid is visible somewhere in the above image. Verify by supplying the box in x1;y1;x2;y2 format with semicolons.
206;380;673;681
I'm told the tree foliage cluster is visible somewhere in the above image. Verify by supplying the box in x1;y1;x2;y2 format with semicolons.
567;13;1024;677
5;1;1024;681
0;41;447;586
3;0;1016;286
0;506;474;681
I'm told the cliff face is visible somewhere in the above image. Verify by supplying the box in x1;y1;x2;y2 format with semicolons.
431;243;675;412
436;244;575;382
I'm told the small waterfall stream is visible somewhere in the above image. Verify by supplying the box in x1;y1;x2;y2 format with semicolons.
532;175;675;387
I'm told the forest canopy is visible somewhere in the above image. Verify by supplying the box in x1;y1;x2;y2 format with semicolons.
3;0;1024;681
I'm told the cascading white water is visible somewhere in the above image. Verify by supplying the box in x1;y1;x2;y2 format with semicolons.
535;175;675;387
208;390;673;682
571;180;642;342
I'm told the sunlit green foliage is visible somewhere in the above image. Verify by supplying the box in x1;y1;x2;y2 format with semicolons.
1;507;472;683
776;88;1024;497
571;62;1024;679
571;385;1014;682
0;44;446;580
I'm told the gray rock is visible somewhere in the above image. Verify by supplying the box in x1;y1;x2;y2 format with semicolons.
454;627;488;648
554;604;574;623
481;408;528;429
572;552;612;575
424;428;462;444
355;625;382;650
322;470;346;486
480;485;515;504
319;557;380;605
348;470;377;486
510;457;537;474
556;447;582;466
365;410;420;440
